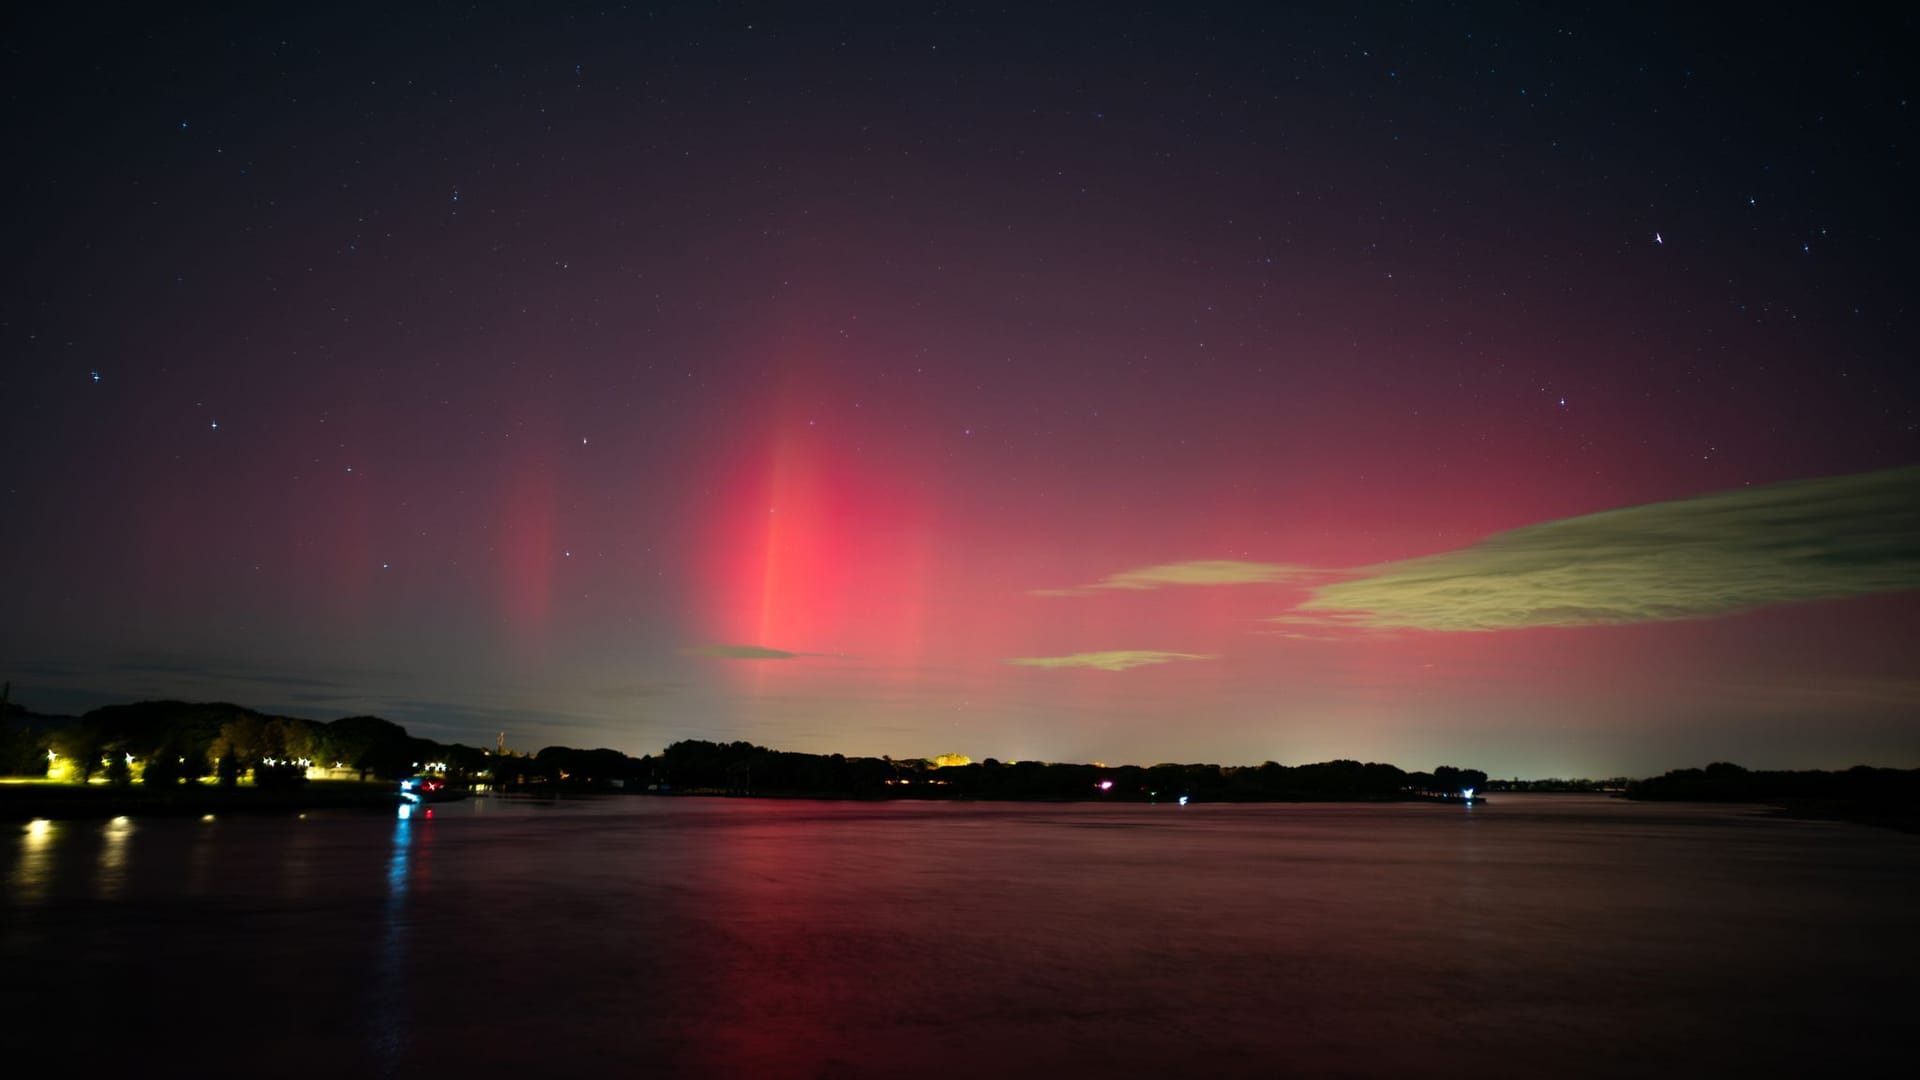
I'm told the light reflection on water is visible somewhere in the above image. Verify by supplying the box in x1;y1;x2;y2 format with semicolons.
1;795;1914;1077
371;804;414;1065
94;815;133;901
390;801;414;902
9;819;57;906
185;815;215;897
278;815;317;902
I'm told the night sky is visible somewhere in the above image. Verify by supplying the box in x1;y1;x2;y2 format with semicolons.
4;3;1916;776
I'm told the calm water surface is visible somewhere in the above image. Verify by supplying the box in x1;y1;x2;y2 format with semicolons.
3;795;1915;1077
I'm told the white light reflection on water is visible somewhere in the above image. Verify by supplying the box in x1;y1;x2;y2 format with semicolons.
9;819;58;906
183;813;219;897
279;812;318;902
95;815;134;900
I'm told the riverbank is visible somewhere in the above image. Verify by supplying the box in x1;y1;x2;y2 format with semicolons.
0;780;400;821
1758;798;1920;835
2;782;1489;821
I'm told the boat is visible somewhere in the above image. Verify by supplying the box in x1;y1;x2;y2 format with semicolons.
398;775;467;803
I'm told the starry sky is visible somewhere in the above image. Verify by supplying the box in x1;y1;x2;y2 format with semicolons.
3;3;1916;776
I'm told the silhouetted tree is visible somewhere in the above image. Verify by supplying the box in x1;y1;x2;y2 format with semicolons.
49;725;105;783
212;716;268;777
264;716;318;764
142;751;183;786
322;715;413;779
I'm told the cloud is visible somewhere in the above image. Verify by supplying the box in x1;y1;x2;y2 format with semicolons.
1034;559;1313;596
684;644;806;660
1005;650;1217;671
1292;465;1920;632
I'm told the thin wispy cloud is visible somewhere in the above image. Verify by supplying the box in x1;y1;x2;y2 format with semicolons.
1291;465;1920;632
1033;559;1314;597
1005;650;1217;671
683;644;807;660
682;644;850;661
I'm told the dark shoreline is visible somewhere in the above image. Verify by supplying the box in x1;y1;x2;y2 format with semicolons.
0;782;400;821
1755;799;1920;835
0;784;1487;822
8;787;1911;835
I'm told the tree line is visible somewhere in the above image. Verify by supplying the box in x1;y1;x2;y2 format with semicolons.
0;698;1489;801
598;739;1490;801
0;700;459;787
1626;761;1920;803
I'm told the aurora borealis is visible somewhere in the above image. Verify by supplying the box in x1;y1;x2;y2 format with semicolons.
3;4;1915;776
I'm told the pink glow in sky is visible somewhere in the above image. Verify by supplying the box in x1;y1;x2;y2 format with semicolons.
3;5;1915;776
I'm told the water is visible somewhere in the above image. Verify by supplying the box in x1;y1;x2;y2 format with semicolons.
3;795;1914;1076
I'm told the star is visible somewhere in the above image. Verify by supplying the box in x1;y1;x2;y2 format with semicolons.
209;420;219;430
89;370;100;383
1654;231;1663;245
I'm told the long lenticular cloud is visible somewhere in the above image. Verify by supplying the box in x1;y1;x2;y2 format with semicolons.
683;644;806;660
1032;559;1313;597
1292;465;1920;631
1005;650;1217;671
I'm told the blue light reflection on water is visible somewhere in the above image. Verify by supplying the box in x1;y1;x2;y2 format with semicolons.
390;802;414;899
370;802;415;1067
